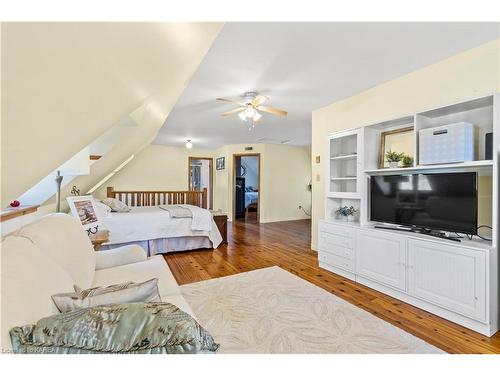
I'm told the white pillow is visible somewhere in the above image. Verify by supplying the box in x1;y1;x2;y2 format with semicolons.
51;278;160;313
94;201;112;219
101;198;131;212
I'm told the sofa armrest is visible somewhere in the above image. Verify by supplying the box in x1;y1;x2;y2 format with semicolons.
95;245;147;270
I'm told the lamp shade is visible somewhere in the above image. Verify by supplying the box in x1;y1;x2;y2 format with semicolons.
58;147;90;176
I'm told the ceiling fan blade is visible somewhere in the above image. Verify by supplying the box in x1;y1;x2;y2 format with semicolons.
257;105;288;116
220;107;245;117
216;97;246;106
251;95;268;107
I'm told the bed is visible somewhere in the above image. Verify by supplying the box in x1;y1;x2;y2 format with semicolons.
245;191;259;208
99;187;222;255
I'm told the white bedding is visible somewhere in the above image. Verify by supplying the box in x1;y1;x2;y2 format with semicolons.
100;206;222;249
245;192;259;208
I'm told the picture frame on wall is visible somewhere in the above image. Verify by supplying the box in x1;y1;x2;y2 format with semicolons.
216;156;225;170
66;195;100;235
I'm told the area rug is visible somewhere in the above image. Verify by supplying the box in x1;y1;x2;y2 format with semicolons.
180;266;445;354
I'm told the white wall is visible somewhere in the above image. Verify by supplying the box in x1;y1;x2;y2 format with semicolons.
100;143;312;223
311;39;500;250
1;22;222;207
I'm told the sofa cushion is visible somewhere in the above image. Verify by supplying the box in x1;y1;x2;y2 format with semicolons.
93;255;180;297
1;236;74;351
161;294;195;318
52;278;161;313
10;302;219;354
17;213;96;289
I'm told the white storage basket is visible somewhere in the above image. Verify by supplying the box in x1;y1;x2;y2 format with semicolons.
419;122;474;165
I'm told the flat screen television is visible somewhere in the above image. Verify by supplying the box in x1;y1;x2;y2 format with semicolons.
370;172;477;234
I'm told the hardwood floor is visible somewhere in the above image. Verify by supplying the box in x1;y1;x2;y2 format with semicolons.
164;218;500;354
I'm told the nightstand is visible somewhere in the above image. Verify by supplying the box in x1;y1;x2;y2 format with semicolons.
89;229;110;251
212;214;228;244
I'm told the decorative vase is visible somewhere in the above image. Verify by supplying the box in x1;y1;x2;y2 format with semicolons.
389;161;399;168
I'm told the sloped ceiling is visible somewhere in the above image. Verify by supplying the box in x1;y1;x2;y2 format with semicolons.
1;22;223;207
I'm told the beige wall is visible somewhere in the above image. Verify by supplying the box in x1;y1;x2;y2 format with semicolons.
100;143;312;223
311;39;500;250
94;145;215;196
1;22;222;207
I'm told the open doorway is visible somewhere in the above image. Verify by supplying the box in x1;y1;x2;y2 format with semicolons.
233;154;260;223
188;157;213;210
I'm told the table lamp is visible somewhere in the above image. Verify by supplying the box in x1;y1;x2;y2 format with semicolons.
55;147;90;212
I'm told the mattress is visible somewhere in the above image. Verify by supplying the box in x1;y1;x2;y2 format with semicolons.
99;206;222;252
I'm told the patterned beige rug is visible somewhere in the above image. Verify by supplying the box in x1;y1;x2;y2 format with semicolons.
180;266;445;354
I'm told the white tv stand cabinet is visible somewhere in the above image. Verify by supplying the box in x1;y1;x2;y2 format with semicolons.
320;94;499;336
318;219;497;336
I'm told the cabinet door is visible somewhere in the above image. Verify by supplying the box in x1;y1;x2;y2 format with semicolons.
408;239;486;322
356;230;407;291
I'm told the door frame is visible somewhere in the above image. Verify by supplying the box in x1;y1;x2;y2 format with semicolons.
232;153;261;222
188;156;214;210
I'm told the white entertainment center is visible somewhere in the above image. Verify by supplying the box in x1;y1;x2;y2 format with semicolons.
319;93;499;336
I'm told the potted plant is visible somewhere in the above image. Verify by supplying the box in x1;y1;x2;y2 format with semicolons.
385;150;405;168
402;155;414;167
336;206;358;222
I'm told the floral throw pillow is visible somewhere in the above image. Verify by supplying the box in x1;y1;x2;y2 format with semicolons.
10;302;219;354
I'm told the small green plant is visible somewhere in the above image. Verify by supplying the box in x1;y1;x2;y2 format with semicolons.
402;155;414;167
336;206;358;217
385;150;405;163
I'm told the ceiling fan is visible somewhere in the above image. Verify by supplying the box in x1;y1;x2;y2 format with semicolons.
216;92;287;127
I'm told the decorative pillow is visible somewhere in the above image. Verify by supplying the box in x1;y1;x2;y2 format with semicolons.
52;279;161;313
10;302;219;354
94;201;112;219
100;198;131;212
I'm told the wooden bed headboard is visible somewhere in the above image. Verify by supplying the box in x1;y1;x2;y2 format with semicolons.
106;187;208;209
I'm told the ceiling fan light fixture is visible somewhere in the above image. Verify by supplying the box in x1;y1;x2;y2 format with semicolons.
185;139;193;149
238;111;247;121
244;107;256;118
253;111;262;122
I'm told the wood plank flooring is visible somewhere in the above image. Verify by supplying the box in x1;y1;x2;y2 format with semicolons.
164;218;500;354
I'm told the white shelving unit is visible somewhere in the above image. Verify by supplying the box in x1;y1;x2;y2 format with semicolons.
320;93;499;336
325;128;362;220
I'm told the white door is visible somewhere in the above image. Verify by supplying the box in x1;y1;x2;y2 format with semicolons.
356;229;407;291
408;239;486;322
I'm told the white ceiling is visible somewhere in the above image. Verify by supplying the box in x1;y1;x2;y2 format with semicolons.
153;22;499;148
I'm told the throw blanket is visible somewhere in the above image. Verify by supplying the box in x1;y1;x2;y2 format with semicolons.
159;204;212;231
158;205;192;218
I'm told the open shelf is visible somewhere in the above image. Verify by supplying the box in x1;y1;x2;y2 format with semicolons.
365;159;493;175
328;129;361;196
330;154;357;161
327;192;360;199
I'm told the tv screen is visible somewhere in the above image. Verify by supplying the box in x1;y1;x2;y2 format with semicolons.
370;172;477;234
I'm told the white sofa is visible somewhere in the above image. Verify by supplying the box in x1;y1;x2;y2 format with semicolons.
1;213;193;351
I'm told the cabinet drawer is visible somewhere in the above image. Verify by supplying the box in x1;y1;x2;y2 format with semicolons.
318;222;354;238
319;252;354;272
319;231;354;250
319;242;355;259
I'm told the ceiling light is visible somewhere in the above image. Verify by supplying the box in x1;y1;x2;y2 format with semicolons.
253;112;262;122
238;111;247;121
185;140;193;149
244;107;256;118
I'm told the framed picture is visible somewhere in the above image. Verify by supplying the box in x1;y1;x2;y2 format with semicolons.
66;195;100;235
379;127;414;168
216;157;225;170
